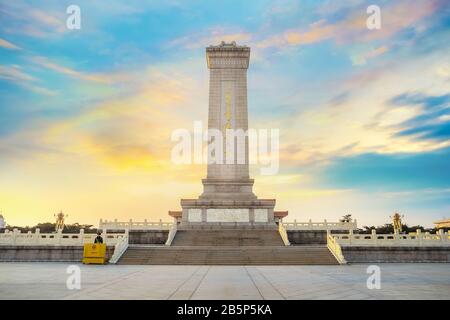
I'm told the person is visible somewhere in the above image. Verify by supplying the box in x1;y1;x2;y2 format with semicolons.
94;232;103;244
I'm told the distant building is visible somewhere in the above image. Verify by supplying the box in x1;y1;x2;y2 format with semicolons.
434;218;450;229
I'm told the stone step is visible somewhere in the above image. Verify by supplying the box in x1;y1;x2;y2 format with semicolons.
118;246;338;265
171;229;285;246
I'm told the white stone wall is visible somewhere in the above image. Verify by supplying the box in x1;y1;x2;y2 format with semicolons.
206;208;250;222
254;209;268;222
187;209;202;222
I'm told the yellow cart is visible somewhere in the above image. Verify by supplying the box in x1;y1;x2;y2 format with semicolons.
82;243;107;264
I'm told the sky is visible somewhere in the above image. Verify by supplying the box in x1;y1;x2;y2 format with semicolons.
0;0;449;228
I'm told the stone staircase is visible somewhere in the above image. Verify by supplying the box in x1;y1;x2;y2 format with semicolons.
116;227;338;265
117;245;338;265
171;229;284;246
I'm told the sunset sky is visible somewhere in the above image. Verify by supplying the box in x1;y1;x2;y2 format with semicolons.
0;0;449;228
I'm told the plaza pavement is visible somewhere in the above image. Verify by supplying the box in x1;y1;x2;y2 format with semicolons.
0;263;448;300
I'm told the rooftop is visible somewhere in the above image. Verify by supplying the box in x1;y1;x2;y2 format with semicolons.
207;41;250;52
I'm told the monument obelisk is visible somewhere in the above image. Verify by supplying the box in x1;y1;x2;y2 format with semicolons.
200;41;256;201
170;41;286;226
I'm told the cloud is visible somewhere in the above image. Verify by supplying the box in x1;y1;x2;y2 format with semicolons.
271;41;450;172
318;146;450;191
256;19;334;48
20;59;208;176
0;38;21;50
0;1;66;38
167;28;252;49
0;65;35;82
391;93;450;110
350;45;389;65
0;65;57;96
390;93;450;141
29;56;131;84
398;122;450;141
256;0;443;49
315;0;365;16
0;0;448;227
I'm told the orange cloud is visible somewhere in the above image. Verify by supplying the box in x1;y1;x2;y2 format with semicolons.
350;45;389;65
30;56;130;84
34;59;208;178
257;0;441;48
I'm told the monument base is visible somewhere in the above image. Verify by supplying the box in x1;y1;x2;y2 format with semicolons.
178;199;276;225
199;178;257;201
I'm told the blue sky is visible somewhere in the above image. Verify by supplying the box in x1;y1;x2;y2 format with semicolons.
0;0;449;227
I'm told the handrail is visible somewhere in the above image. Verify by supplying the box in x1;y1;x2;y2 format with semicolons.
165;223;178;246
327;231;347;264
109;231;129;264
99;219;357;231
0;229;124;246
99;219;173;230
278;222;290;246
331;229;449;247
283;219;357;231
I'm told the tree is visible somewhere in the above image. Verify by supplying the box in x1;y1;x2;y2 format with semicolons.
357;223;433;234
3;222;98;234
340;214;352;223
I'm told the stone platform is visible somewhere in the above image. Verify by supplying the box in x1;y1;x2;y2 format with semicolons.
178;199;279;225
1;263;449;299
341;246;450;263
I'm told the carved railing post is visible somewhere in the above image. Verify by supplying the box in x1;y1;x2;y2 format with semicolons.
79;228;84;245
27;231;32;245
102;228;107;245
35;228;40;245
438;229;445;244
416;229;422;246
57;229;62;245
394;229;399;245
12;228;19;245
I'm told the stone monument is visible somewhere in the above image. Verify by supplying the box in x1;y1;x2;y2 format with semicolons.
391;212;403;233
54;211;67;232
170;42;287;226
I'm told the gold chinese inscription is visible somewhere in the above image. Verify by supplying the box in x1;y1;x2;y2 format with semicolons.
224;83;232;130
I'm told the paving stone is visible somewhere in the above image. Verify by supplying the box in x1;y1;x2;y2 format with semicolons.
0;263;448;300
